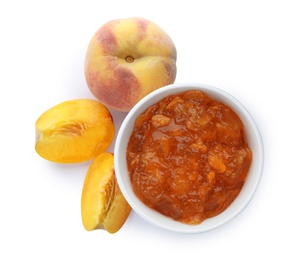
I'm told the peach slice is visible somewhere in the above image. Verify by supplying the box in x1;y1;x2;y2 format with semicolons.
81;153;131;233
35;99;114;163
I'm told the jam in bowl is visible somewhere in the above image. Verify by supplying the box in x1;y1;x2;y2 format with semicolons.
114;83;264;233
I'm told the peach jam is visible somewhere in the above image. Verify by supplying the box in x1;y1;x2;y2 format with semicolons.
126;90;252;224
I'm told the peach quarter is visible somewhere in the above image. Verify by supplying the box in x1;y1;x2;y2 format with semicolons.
81;153;131;233
35;99;114;163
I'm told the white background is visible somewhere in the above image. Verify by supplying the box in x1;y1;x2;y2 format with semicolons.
1;0;301;259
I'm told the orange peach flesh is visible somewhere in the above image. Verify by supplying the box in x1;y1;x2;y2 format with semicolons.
81;153;131;233
35;99;114;163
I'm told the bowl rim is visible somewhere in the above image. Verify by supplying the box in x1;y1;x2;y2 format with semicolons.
114;82;264;233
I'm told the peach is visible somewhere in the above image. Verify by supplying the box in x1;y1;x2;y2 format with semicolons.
84;17;177;112
35;99;114;163
81;153;131;233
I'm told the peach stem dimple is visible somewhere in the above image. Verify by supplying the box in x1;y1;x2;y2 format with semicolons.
125;56;135;63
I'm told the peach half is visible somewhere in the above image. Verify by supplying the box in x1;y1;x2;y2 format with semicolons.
35;99;114;163
84;17;177;112
81;153;131;234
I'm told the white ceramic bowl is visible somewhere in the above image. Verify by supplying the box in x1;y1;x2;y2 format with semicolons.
114;82;264;233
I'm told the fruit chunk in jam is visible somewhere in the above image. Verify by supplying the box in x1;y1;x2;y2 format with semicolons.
126;90;252;224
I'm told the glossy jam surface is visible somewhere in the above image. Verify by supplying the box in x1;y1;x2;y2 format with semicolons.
126;90;252;224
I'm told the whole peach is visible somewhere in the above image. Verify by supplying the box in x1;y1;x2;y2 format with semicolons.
84;17;177;112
